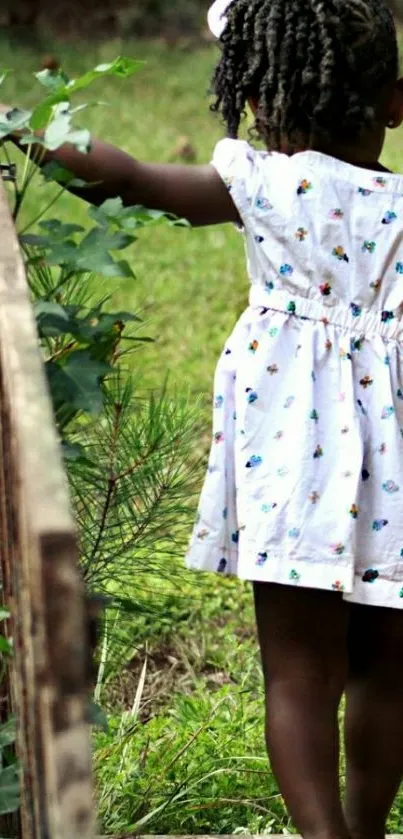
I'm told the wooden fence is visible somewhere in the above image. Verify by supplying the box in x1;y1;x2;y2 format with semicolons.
0;176;95;837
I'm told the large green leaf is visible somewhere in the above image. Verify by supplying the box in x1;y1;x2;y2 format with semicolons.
65;57;143;96
0;636;12;655
30;57;142;130
46;351;111;414
44;102;91;152
0;765;20;815
35;67;70;92
0;718;16;750
45;226;135;278
34;301;76;338
0;107;31;139
41;161;88;188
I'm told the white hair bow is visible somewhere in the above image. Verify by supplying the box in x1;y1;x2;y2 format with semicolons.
207;0;233;38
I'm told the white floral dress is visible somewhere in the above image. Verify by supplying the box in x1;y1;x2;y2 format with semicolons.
185;139;403;609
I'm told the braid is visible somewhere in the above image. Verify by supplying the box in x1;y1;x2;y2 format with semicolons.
211;0;399;150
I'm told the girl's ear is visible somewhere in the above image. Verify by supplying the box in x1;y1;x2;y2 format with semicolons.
387;78;403;129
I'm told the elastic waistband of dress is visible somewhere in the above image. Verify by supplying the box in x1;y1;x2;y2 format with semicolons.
248;286;403;341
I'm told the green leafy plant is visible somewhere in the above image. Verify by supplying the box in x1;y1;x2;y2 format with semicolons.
0;610;20;819
0;52;201;749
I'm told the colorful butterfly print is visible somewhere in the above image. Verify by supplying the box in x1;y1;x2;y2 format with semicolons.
261;502;277;512
288;528;300;539
246;455;263;468
350;504;359;519
255;195;272;211
319;281;332;296
350;303;362;317
232;531;240;543
217;558;227;573
267;364;279;375
265;280;274;293
379;443;387;454
313;445;323;459
310;409;319;422
255;234;265;243
373;176;387;187
332;581;345;592
325;339;333;351
341;426;349;434
249;339;259;353
246;388;258;404
197;529;209;540
269;327;279;337
358;187;373;196
222;507;228;519
340;348;352;361
362;467;370;481
362;241;376;254
309;491;320;503
350;338;363;352
396;262;403;274
381;405;395;419
333;246;349;262
384;355;390;366
331;543;345;556
383;480;400;494
256;551;268;566
280;264;294;276
397;388;403;400
295;227;308;241
360;375;373;388
370;278;382;291
214;432;224;443
329;208;344;220
297;179;312;195
400;587;403;598
362;568;379;582
372;520;388;532
215;395;224;408
284;395;295;408
382;210;397;224
289;569;301;582
287;301;296;314
274;431;284;440
381;310;394;322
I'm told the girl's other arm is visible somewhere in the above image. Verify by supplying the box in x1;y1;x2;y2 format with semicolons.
11;133;240;227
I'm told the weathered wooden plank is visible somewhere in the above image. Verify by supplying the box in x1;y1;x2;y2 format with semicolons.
0;175;95;838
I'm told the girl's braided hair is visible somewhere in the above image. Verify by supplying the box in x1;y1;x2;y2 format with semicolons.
211;0;399;149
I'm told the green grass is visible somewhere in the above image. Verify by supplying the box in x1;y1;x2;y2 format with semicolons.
3;34;403;836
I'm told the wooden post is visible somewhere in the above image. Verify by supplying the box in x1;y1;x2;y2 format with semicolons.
0;178;95;837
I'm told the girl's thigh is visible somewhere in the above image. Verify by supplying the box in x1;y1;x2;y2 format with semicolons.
254;582;351;686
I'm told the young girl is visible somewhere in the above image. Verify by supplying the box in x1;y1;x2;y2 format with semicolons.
7;1;403;836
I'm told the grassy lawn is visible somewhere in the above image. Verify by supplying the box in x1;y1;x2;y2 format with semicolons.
2;34;403;835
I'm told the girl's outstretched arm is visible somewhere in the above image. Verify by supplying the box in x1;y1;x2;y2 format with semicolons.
9;131;240;227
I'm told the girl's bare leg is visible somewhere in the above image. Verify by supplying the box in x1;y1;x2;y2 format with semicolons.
254;582;351;839
345;603;403;839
